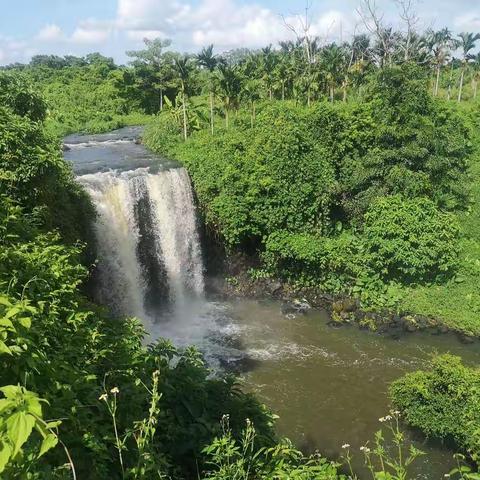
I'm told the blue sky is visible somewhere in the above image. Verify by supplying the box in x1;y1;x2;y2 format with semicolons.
0;0;479;65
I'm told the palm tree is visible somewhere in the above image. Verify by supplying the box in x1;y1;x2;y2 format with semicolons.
457;32;480;102
217;62;243;128
196;44;218;135
321;44;346;102
173;55;194;140
241;79;261;127
428;29;454;97
472;53;480;100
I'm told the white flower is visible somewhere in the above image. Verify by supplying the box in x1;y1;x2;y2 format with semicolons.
110;387;119;394
379;415;392;422
341;444;350;449
360;446;371;453
99;393;108;401
444;475;450;478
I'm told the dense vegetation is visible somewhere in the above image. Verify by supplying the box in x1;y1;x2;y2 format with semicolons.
0;73;344;478
144;63;480;331
391;355;480;470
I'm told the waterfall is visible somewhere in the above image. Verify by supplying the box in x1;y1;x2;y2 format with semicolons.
78;166;204;319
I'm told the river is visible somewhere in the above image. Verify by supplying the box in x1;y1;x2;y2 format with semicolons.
65;127;480;479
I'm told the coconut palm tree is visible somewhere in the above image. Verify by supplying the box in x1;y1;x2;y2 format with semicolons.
457;32;480;102
196;44;218;135
321;43;347;102
428;29;455;97
173;55;194;140
217;62;243;128
241;79;261;127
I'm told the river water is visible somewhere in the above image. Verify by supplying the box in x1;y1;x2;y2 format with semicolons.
65;127;480;479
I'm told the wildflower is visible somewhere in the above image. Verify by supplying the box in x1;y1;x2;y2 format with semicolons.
392;410;400;415
360;446;371;453
110;387;120;395
99;393;108;401
342;444;350;449
444;475;450;478
379;415;392;422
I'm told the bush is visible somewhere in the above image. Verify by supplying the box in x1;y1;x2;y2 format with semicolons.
390;355;480;463
362;195;460;282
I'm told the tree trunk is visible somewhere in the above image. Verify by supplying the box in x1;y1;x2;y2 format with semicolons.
182;89;187;141
342;79;347;102
307;87;311;107
447;66;453;100
160;88;163;111
269;88;272;100
458;67;465;102
282;80;285;101
225;108;229;129
434;66;440;97
210;91;214;136
330;86;334;102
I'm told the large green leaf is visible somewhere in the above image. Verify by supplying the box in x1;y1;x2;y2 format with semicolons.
0;441;12;473
6;412;35;457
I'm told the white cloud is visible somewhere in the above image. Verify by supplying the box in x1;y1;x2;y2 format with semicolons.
36;24;64;42
71;19;112;44
453;11;480;32
126;29;167;41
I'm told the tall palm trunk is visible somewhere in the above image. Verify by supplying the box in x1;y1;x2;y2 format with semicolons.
181;86;187;141
225;105;229;129
159;88;163;111
342;78;347;102
210;91;214;135
447;66;453;100
434;66;441;97
458;66;465;102
281;80;285;101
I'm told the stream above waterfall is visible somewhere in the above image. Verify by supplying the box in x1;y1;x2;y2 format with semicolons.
66;128;480;479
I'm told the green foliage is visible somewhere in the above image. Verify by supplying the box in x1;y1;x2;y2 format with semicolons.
390;355;480;463
342;411;425;480
363;195;460;281
0;386;61;477
201;416;341;479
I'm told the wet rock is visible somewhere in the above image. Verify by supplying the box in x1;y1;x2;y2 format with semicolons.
401;315;418;332
458;333;475;344
437;324;449;334
134;138;142;145
332;300;344;314
267;280;282;295
343;297;358;313
62;144;71;151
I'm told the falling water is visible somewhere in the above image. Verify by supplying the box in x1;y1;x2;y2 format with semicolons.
77;166;204;319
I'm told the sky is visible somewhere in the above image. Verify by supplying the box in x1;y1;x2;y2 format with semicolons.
0;0;479;65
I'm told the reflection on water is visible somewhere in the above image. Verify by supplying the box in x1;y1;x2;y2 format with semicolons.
149;297;480;479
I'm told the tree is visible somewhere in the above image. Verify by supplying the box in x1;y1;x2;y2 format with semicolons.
217;62;243;129
427;28;455;97
457;32;480;102
173;55;194;140
127;38;173;112
196;44;218;135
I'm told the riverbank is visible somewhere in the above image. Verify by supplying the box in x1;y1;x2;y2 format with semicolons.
203;248;477;344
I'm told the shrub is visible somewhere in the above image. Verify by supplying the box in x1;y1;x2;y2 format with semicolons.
390;355;480;463
362;195;460;282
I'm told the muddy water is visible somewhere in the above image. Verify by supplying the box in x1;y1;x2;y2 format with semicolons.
203;298;480;479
